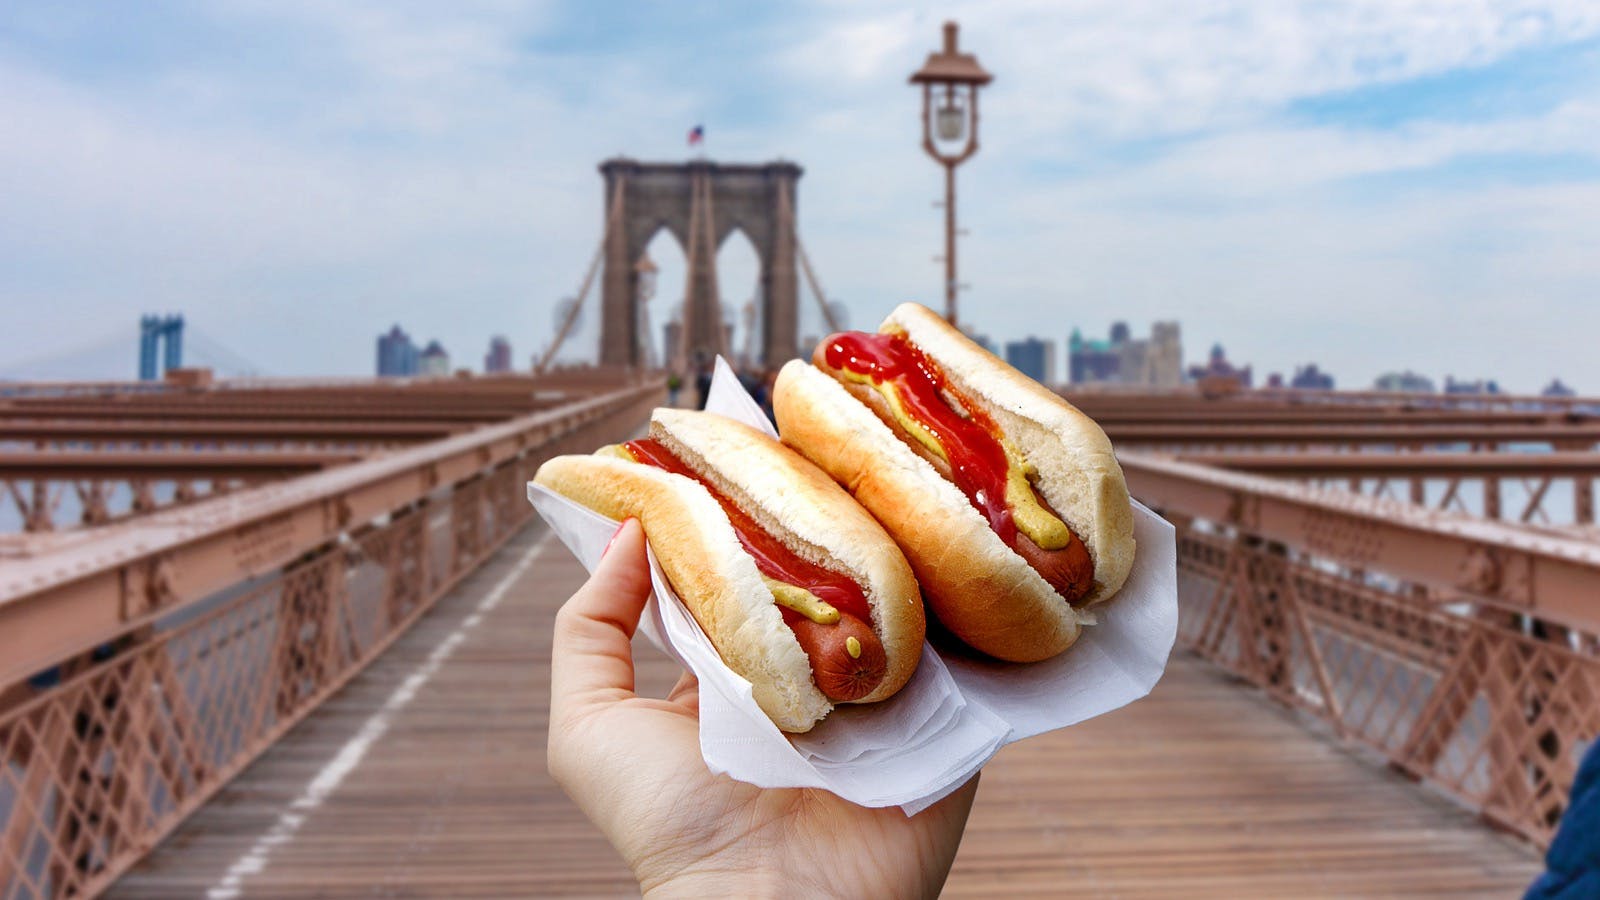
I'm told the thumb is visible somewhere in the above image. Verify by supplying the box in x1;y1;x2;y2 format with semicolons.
586;516;655;616
550;518;654;721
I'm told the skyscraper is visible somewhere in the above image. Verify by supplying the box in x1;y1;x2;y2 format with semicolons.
377;325;419;377
1004;336;1057;384
418;340;450;376
1374;371;1436;392
139;314;185;381
662;321;683;368
1186;343;1253;388
1069;321;1182;386
1289;364;1334;390
484;335;512;373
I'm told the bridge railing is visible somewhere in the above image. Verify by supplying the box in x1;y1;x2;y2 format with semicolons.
0;380;662;899
1126;453;1600;847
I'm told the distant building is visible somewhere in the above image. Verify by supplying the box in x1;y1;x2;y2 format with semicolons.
418;340;450;376
663;321;683;367
1444;376;1501;395
1069;321;1182;387
966;331;997;356
1266;372;1285;389
1186;342;1252;388
1374;370;1435;393
1069;330;1119;383
1289;363;1334;390
377;324;418;377
484;335;512;373
1004;337;1057;384
140;314;185;381
1543;378;1576;397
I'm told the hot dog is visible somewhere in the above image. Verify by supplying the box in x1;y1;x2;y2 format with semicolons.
533;408;924;732
773;302;1136;663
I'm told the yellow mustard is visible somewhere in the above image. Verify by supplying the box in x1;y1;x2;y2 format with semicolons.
763;576;840;625
838;370;1071;550
1000;449;1071;550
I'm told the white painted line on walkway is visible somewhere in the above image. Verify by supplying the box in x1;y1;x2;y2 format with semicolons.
207;532;552;900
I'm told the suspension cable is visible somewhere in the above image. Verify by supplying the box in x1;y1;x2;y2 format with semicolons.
535;173;627;374
777;184;841;334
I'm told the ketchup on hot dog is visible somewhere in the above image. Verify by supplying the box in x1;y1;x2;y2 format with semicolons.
623;438;886;702
823;331;1095;604
825;333;1023;545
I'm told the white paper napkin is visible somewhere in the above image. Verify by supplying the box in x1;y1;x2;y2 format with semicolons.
527;356;1177;813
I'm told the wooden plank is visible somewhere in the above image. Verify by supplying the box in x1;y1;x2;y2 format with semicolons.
110;526;1541;898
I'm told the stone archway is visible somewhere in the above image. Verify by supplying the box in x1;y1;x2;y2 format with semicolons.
598;158;802;370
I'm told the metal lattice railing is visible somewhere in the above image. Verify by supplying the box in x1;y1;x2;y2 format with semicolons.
0;384;659;899
1173;525;1600;847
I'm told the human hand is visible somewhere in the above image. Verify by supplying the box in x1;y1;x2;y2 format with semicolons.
547;518;980;898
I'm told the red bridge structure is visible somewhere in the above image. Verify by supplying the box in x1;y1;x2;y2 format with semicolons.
3;363;1595;896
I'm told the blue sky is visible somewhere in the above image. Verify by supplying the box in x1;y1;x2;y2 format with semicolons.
2;1;1599;391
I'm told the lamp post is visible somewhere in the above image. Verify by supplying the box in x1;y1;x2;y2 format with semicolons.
635;253;658;304
910;21;991;329
635;253;659;367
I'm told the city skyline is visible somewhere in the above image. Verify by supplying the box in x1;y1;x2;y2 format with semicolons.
2;4;1599;391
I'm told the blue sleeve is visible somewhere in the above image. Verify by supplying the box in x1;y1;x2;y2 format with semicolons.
1525;739;1600;900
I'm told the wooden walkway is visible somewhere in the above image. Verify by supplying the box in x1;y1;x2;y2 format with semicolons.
112;524;1541;898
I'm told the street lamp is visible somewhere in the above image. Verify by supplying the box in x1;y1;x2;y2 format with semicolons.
635;253;659;367
910;20;991;328
634;253;658;304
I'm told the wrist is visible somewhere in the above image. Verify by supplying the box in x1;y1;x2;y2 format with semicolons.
639;865;785;899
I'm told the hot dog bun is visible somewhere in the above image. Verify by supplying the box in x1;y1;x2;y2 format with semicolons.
773;302;1136;662
534;408;923;733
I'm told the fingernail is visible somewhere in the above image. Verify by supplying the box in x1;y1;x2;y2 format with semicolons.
601;518;630;557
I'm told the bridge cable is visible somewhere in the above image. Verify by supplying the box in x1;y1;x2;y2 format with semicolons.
669;170;729;370
535;173;628;374
671;174;700;370
776;184;841;334
697;170;728;361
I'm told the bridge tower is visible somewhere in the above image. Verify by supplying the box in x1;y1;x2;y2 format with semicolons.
598;158;802;370
138;313;185;381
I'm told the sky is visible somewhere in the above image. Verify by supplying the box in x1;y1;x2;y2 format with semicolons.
2;1;1598;391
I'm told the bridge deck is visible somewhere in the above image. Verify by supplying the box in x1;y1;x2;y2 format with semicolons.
111;525;1540;898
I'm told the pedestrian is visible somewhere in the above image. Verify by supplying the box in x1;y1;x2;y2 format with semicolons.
694;359;713;410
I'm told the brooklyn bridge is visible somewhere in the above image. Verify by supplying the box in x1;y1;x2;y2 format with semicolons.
3;147;1596;894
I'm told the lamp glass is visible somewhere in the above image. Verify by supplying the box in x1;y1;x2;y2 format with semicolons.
936;97;966;141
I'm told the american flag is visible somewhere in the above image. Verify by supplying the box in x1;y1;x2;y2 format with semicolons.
688;124;704;147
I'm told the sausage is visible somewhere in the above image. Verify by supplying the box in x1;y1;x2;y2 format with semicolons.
785;611;886;702
1008;505;1095;605
824;361;1096;605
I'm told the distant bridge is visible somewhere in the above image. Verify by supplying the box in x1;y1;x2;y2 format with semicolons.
2;371;1597;895
538;158;841;375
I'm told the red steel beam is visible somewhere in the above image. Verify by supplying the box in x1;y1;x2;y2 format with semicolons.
1170;451;1600;478
0;403;533;423
0;381;663;689
1120;452;1600;633
1059;384;1600;411
0;450;362;479
1073;407;1593;427
1249;386;1600;410
1104;423;1600;448
0;419;461;443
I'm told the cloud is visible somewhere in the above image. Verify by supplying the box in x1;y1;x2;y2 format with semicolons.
1;1;1598;392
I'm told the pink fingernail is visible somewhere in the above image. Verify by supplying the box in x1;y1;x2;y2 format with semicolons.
601;518;630;557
